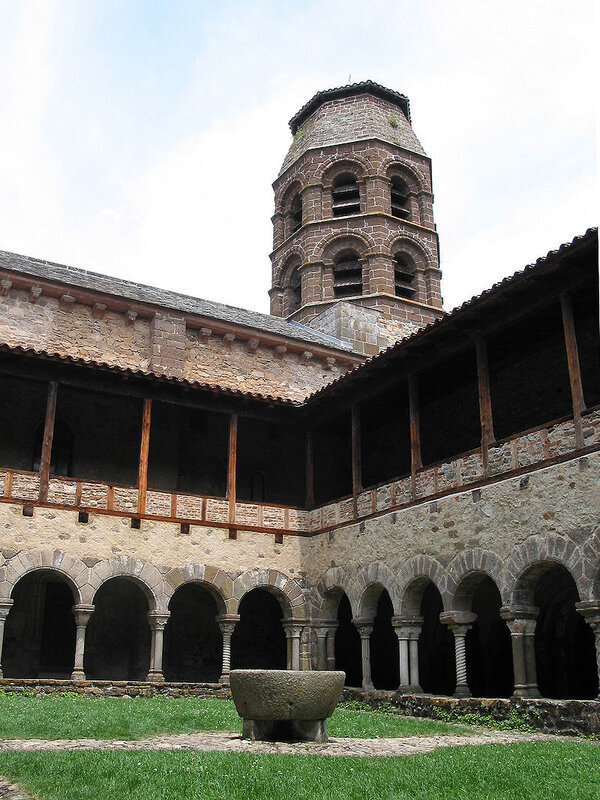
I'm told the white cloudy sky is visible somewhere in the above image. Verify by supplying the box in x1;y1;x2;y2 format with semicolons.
0;0;596;314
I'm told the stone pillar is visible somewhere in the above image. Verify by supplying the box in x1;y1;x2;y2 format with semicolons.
300;261;325;305
0;599;14;678
365;253;395;295
440;611;477;697
146;611;170;683
364;175;391;215
217;614;239;684
500;606;541;698
282;622;302;670
392;615;423;693
71;604;95;680
315;621;338;670
576;602;600;698
326;622;338;670
353;619;374;690
269;286;284;317
301;184;323;223
272;211;285;248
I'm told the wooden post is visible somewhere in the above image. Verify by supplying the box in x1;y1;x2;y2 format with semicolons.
137;398;152;515
408;375;422;498
228;414;238;531
475;337;495;472
560;293;585;449
351;406;362;516
39;381;58;502
305;429;314;509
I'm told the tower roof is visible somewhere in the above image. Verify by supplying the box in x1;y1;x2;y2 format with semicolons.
289;80;411;134
280;80;426;176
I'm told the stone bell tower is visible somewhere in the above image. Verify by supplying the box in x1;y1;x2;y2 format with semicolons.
269;81;444;355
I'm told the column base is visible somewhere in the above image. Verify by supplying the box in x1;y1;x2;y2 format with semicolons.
362;681;375;691
454;684;472;698
219;673;230;685
512;685;541;699
146;670;165;683
71;669;86;681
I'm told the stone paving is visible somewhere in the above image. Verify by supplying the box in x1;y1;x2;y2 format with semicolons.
0;728;583;759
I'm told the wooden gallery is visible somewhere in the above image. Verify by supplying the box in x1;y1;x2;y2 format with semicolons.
0;83;598;704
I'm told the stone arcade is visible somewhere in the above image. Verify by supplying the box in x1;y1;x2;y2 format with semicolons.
0;82;598;706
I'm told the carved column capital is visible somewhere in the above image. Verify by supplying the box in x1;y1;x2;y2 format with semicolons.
0;599;14;621
147;611;170;631
72;604;95;627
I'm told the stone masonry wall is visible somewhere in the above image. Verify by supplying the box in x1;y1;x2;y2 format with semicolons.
0;286;150;371
306;452;600;605
0;285;355;401
184;329;347;401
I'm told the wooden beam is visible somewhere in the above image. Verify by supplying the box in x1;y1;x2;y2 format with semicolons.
136;398;152;515
38;381;58;502
475;337;495;472
351;405;362;515
305;429;314;509
560;292;585;448
227;414;238;530
408;374;422;497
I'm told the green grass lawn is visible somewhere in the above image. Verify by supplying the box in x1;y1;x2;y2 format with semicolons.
0;694;466;740
1;743;598;800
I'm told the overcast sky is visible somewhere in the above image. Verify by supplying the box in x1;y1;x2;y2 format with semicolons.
0;0;596;315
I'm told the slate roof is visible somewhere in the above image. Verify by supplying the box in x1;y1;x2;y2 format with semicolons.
280;80;426;175
0;249;354;352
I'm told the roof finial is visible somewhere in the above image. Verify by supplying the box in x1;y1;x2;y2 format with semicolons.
348;74;351;83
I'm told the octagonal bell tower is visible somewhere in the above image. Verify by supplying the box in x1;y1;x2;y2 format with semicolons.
269;81;444;355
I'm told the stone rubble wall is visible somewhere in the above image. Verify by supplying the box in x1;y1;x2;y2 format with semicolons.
342;688;600;737
0;285;354;401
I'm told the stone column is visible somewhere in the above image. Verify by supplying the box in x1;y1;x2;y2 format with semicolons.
353;619;374;690
364;175;391;215
0;599;14;678
500;606;541;698
440;611;477;697
71;604;95;680
282;622;302;670
146;611;170;683
217;614;239;684
315;621;338;670
326;622;338;671
576;601;600;698
392;615;423;693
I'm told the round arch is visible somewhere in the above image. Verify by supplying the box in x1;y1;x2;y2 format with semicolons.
4;549;85;605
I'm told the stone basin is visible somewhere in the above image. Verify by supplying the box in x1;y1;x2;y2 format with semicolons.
230;669;346;742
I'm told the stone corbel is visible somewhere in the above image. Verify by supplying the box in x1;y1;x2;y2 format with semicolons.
274;345;287;359
300;350;313;364
247;337;260;353
126;309;138;325
200;327;212;341
223;332;235;348
29;286;43;303
0;279;12;297
92;302;107;319
324;357;336;371
59;294;76;310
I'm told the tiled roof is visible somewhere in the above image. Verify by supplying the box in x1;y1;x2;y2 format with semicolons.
305;228;599;403
0;250;354;353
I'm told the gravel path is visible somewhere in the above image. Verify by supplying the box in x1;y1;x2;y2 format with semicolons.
0;728;580;759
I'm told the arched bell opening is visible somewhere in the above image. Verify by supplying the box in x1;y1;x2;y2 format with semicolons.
230;588;287;670
3;570;76;678
334;593;362;687
517;561;597;699
163;583;222;682
457;574;513;698
85;577;151;681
